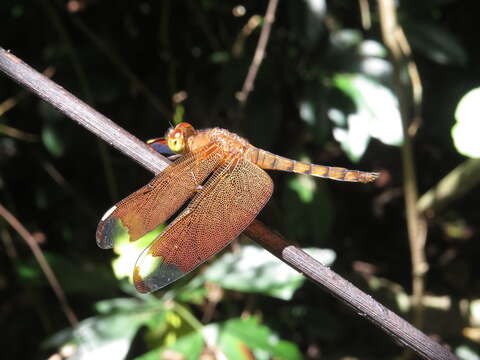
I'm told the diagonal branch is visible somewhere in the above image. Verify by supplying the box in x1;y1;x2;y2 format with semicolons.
0;47;456;360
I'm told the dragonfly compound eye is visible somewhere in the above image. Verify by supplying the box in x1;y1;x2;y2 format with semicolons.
168;137;185;153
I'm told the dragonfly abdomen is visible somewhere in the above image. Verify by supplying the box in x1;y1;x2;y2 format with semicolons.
250;148;378;183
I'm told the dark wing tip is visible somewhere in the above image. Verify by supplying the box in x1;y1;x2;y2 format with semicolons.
96;206;127;249
96;217;115;249
133;257;186;293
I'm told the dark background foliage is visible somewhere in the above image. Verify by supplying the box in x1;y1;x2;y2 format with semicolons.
1;0;479;359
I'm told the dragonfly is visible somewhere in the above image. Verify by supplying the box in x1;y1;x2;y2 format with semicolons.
96;122;379;293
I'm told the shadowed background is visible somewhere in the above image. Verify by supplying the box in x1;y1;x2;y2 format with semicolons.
1;0;479;359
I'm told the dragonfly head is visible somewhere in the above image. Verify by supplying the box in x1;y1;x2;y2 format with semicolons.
166;122;196;153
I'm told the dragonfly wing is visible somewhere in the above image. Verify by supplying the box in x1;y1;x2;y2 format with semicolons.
96;143;223;249
133;156;274;293
146;137;176;156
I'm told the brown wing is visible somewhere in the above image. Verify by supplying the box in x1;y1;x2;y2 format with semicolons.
96;143;223;249
132;156;274;293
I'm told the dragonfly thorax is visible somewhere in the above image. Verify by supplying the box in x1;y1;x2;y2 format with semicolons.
206;128;252;156
181;126;252;157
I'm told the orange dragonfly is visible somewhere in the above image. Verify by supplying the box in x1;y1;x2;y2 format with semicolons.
96;122;378;293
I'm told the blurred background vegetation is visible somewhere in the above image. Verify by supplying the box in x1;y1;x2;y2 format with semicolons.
1;0;480;359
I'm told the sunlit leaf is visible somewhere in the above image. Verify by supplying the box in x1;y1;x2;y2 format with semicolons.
137;332;204;360
112;225;165;284
332;113;370;162
45;298;157;360
299;101;316;126
358;40;388;58
288;173;316;203
201;245;335;300
330;29;363;50
455;345;480;360
333;73;403;159
216;317;302;360
358;40;391;80
141;317;301;360
452;87;480;158
469;299;480;327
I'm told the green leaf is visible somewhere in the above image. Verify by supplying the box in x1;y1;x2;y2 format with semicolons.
136;332;204;360
95;297;144;314
175;284;208;304
216;318;302;360
210;51;230;63
42;125;64;157
451;87;480;158
288;173;316;203
45;298;157;360
173;104;185;125
141;318;302;360
17;263;41;282
167;331;204;360
201;245;335;300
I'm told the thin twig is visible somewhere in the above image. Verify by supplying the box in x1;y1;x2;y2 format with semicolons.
236;0;279;105
358;0;372;30
232;15;262;58
377;0;428;330
0;47;456;360
0;202;79;327
0;123;38;142
395;26;423;137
